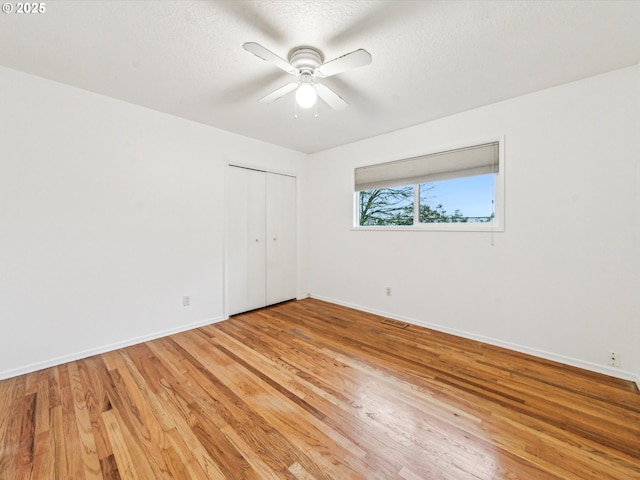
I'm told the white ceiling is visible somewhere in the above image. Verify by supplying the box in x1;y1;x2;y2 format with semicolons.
1;0;639;153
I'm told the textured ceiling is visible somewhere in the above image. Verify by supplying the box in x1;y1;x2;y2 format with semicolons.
1;0;639;153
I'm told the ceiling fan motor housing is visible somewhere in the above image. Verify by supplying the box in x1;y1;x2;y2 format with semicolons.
288;47;324;74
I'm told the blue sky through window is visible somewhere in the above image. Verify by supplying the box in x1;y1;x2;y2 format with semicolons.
420;174;494;218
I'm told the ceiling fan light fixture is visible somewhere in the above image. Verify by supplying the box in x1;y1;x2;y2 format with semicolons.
295;80;317;109
243;42;372;112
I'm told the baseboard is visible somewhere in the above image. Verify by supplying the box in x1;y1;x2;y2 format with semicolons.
0;315;227;381
310;294;640;385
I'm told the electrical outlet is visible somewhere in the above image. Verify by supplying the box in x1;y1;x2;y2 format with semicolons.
183;295;191;307
386;287;392;297
607;351;620;367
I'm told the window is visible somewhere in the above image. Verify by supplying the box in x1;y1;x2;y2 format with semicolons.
355;140;503;230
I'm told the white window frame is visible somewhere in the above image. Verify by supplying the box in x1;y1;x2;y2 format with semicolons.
353;136;505;232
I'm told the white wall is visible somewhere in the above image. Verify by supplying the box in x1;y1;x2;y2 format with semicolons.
307;64;640;383
0;66;308;379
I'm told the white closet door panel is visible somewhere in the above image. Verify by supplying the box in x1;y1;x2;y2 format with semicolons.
246;170;267;310
227;167;266;315
266;172;297;305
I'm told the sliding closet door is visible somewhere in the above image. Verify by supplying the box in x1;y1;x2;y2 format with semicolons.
227;166;266;315
266;172;297;305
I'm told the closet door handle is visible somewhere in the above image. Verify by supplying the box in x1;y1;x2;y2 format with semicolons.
255;239;259;243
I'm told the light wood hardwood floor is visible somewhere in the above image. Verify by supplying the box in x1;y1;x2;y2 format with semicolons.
1;298;639;479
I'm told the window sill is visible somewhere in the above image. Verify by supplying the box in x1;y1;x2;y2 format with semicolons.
352;223;504;233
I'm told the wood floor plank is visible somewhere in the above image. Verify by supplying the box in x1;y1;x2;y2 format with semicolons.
51;404;68;479
98;454;121;480
31;430;54;480
102;409;143;480
140;339;230;479
1;298;639;479
0;376;26;480
101;364;174;479
33;372;51;437
75;356;116;463
59;364;88;480
162;428;215;480
67;361;108;480
288;461;319;480
15;391;36;480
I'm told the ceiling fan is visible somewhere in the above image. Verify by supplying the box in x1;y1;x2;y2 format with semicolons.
243;42;372;112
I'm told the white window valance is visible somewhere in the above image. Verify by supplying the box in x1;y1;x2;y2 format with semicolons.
355;142;499;191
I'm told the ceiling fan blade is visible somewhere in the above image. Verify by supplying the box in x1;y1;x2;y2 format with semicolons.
243;42;298;74
258;83;298;104
316;83;348;111
314;49;372;78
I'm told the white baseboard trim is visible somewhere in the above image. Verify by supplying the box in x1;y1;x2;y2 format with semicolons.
311;294;640;385
0;315;227;381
